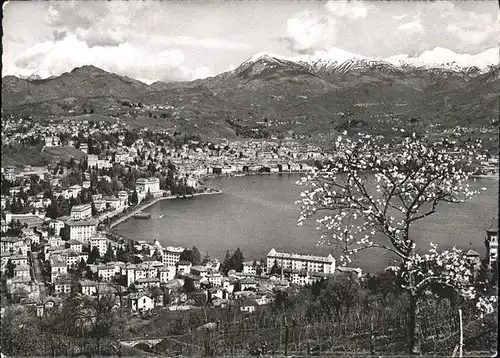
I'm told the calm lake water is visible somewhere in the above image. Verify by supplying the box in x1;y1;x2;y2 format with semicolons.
114;174;498;273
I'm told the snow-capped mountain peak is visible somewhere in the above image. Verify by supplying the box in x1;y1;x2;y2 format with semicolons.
383;47;498;70
235;51;311;79
235;46;498;79
18;69;56;81
241;52;288;66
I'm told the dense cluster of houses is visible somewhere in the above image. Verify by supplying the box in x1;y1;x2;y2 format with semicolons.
2;114;498;322
1;213;373;318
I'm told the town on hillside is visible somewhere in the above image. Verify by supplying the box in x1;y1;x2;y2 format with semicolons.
1;1;499;354
1;111;499;356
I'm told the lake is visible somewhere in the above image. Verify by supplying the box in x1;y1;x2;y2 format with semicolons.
113;174;498;273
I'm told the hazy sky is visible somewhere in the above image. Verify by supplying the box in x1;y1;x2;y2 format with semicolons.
2;1;499;82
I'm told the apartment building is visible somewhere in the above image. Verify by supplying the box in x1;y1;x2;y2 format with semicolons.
97;265;116;281
65;220;97;242
242;261;262;275
158;266;176;283
50;256;68;282
162;246;185;267
126;263;159;287
90;236;108;257
70;203;92;221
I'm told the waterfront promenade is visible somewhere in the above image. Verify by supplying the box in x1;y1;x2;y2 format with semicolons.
108;189;222;229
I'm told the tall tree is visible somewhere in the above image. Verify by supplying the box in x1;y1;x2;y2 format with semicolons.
130;190;139;205
91;201;98;216
152;248;163;262
297;130;491;355
102;244;115;263
221;250;232;275
191;246;201;266
5;259;15;278
183;277;196;293
77;258;87;276
116;247;125;262
179;249;194;263
270;259;281;275
88;246;100;265
231;248;244;272
201;252;211;265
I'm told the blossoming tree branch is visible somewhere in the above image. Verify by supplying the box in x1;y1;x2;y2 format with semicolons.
296;131;496;355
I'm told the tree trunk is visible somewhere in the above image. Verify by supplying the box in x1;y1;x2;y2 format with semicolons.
408;293;421;356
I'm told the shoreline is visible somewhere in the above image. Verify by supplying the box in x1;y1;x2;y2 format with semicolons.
108;189;222;229
201;171;308;181
471;174;499;180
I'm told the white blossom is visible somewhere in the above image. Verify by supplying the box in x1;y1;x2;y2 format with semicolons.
297;129;487;313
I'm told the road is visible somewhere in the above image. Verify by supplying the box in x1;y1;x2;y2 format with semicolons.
30;251;47;297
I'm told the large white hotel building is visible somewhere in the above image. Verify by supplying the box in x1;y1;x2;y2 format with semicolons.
162;246;185;267
266;248;336;274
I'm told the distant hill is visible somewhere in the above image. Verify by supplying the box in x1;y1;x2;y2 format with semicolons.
2;65;150;107
2;54;498;143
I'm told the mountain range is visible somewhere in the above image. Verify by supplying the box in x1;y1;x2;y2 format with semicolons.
2;49;498;142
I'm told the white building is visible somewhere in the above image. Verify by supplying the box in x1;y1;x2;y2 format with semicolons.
159;266;176;283
70;203;92;221
239;298;256;313
8;254;28;266
129;293;154;311
66;251;88;268
50;256;68;282
48;219;64;235
207;273;222;287
14;264;31;279
1;219;8;233
66;220;97;243
66;240;83;253
80;143;88;153
176;261;192;275
43;136;61;147
93;200;106;213
136;177;160;194
242;261;263;275
486;227;498;266
87;154;98;168
54;278;72;295
90;236;108;257
266;248;336;274
163;246;185;267
186;176;199;189
68;185;82;199
80;279;97;296
126;263;159;287
97;265;116;281
117;191;128;204
48;236;63;248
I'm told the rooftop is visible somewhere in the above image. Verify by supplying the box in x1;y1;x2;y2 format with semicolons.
465;249;480;257
267;248;335;263
14;264;30;271
165;246;185;253
67;240;83;245
65;219;98;226
71;203;91;212
177;260;192;266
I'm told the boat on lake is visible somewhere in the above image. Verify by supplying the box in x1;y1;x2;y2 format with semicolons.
471;170;499;180
158;215;164;219
133;212;152;219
